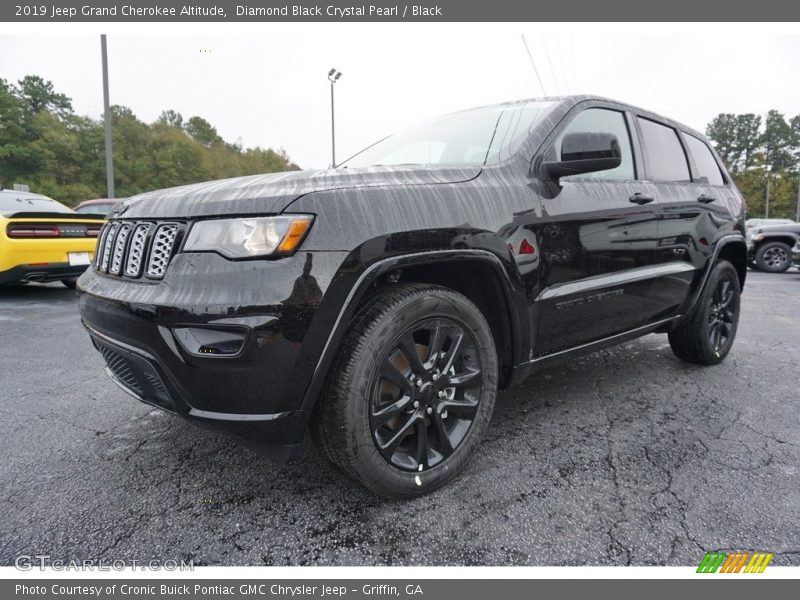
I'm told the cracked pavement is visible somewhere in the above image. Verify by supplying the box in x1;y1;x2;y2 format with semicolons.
1;270;798;566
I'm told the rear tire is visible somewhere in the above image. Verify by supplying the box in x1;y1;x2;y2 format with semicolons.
310;283;498;499
754;241;792;273
60;278;78;289
668;260;740;365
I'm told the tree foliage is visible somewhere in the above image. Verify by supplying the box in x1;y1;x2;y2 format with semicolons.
0;75;299;206
706;109;799;219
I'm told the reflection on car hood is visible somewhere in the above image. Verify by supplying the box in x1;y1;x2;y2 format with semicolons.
113;165;481;219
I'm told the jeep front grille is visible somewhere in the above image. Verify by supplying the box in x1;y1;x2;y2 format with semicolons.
94;221;182;280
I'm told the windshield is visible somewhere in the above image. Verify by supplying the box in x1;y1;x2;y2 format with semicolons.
0;192;72;216
76;203;115;215
341;101;556;168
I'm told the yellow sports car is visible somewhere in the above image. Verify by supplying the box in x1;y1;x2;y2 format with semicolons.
0;188;106;288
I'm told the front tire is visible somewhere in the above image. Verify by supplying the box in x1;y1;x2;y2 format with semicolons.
668;260;741;365
311;283;498;499
755;241;792;273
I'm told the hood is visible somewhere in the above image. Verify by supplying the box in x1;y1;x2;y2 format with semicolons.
756;223;800;234
112;165;481;220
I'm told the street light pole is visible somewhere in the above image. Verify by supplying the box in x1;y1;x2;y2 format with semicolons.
764;164;772;219
765;177;770;219
101;34;114;199
796;180;800;222
328;68;342;168
796;167;800;222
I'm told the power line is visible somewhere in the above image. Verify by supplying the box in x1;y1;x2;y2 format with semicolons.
541;35;560;96
521;34;547;97
570;34;577;94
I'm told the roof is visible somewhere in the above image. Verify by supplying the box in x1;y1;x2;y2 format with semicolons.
473;94;708;141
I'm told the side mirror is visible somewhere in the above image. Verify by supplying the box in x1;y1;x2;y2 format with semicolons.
543;131;622;181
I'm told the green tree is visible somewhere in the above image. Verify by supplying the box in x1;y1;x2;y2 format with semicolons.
763;110;795;172
184;115;222;147
2;74;300;206
706;114;739;168
707;109;799;219
157;109;184;128
16;75;73;117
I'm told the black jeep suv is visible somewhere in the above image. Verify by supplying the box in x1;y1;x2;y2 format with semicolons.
78;96;746;498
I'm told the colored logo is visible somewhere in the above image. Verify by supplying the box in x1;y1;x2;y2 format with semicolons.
697;551;773;573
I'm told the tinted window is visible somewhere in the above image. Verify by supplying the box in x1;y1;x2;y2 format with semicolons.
555;108;634;181
76;203;115;215
637;117;691;182
684;134;724;185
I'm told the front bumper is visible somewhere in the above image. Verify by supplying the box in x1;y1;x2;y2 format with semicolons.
78;250;351;460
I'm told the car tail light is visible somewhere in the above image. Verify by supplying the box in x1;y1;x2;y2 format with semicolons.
6;224;60;238
85;225;102;237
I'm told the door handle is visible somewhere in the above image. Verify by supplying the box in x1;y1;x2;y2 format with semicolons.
629;193;655;205
697;194;716;204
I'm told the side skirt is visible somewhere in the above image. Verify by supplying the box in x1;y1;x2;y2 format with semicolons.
512;315;683;379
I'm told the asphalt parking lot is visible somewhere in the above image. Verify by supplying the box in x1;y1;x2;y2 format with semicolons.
1;270;798;567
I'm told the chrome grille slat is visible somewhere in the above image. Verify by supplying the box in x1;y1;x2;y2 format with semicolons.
124;223;152;277
145;224;178;279
109;224;132;275
99;223;119;272
95;225;110;268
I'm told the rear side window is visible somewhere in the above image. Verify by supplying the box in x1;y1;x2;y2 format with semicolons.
637;117;691;183
555;108;635;181
684;134;725;186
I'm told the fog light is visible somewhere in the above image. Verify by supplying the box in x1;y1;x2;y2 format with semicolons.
172;326;247;357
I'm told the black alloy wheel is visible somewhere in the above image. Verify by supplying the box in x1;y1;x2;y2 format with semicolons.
370;318;482;472
707;276;736;354
311;283;497;498
668;259;741;365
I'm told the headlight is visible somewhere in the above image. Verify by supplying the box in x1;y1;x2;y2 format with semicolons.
751;233;764;242
183;215;313;258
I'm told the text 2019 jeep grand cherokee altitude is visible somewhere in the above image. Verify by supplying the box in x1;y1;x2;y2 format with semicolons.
78;96;746;498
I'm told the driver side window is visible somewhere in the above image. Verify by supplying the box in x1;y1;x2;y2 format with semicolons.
555;108;635;181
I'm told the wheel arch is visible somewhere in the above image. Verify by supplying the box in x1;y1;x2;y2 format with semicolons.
378;258;517;389
717;238;748;289
298;250;522;416
682;235;747;321
754;234;798;251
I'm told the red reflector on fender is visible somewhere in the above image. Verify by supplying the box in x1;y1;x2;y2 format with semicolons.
519;238;536;255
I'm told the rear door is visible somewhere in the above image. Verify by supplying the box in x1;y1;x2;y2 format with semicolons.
534;104;663;355
634;117;711;316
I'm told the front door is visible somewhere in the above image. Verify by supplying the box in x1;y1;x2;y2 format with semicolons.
533;105;665;355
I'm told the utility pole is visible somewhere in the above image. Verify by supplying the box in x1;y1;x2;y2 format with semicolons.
101;34;114;198
796;173;800;222
328;68;342;168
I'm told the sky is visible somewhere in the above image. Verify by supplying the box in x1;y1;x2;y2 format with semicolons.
1;24;800;170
